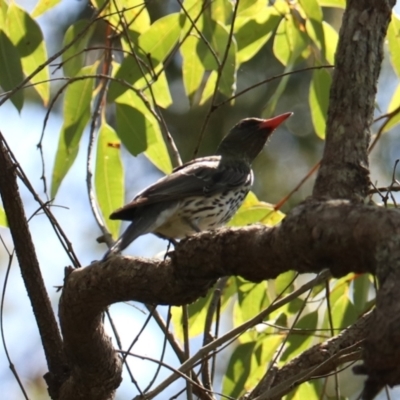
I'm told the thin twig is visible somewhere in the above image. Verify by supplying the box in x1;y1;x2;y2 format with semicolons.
201;277;228;392
0;251;30;400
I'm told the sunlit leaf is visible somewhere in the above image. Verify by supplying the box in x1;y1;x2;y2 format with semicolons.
197;17;237;98
95;123;124;239
138;13;181;67
211;0;232;24
116;91;172;174
0;207;8;227
236;8;281;64
383;83;400;132
31;0;60;17
309;68;331;139
237;0;267;18
287;381;319;400
109;53;172;109
142;67;172;109
273;19;290;66
229;191;284;227
0;30;24;111
108;57;142;103
274;270;297;297
330;290;357;330
0;0;7;27
299;0;323;22
282;310;319;361
306;20;338;64
322;279;357;331
273;14;307;66
171;280;234;341
352;274;373;315
92;0;150;37
199;71;218;105
245;336;283;388
51;65;96;197
62;20;95;77
6;3;49;105
319;0;345;7
181;35;205;104
388;14;400;77
223;341;256;398
234;278;269;342
171;292;212;341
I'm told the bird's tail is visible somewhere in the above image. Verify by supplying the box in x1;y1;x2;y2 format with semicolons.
102;222;141;260
102;202;177;261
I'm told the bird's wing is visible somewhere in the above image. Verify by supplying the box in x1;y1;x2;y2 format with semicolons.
110;156;251;221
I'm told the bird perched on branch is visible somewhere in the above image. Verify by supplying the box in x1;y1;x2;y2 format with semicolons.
103;112;292;260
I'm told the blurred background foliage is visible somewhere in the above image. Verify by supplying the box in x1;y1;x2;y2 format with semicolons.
0;0;399;399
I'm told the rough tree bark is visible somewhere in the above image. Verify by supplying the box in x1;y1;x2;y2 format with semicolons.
0;0;397;399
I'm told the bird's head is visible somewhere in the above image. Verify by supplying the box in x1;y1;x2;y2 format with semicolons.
216;112;293;163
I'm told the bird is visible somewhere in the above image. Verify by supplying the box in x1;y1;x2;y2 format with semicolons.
103;112;292;259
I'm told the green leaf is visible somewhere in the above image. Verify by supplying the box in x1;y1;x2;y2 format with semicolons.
0;207;8;227
352;274;373;315
330;290;357;330
138;13;181;67
116;92;172;174
199;71;218;105
181;35;205;104
109;55;172;109
6;4;49;105
306;20;338;65
0;30;24;111
274;270;296;296
236;9;281;64
309;68;331;139
237;0;267;17
273;14;307;66
319;0;345;7
384;83;400;132
31;0;60;17
223;341;256;398
142;66;172;109
299;0;323;22
282;310;319;361
171;292;212;341
287;381;319;400
95;123;124;239
51;65;96;198
323;279;357;331
197;18;237;98
171;281;233;341
0;0;7;27
211;0;232;24
92;0;150;36
388;14;400;77
234;278;269;342
228;191;284;227
62;20;95;77
108;58;143;103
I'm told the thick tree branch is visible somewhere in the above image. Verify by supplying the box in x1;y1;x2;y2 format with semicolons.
313;0;394;201
247;312;371;400
0;140;68;398
59;200;399;398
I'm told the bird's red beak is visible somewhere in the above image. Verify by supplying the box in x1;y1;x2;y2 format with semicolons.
258;112;293;130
